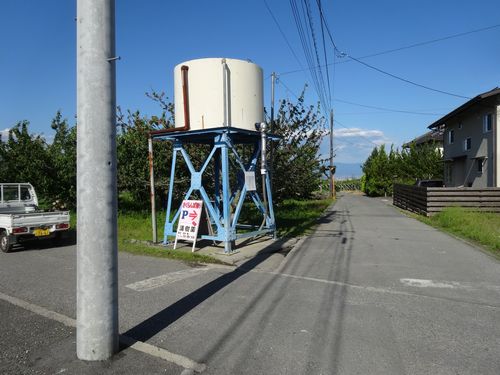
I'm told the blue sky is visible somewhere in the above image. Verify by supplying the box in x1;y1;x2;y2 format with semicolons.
1;0;499;165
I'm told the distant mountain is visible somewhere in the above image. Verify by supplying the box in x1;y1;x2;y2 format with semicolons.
335;162;362;179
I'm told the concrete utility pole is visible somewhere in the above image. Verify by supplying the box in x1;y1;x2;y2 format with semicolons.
329;109;336;199
76;0;119;361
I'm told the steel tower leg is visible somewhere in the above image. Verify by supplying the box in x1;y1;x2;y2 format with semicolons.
221;134;232;253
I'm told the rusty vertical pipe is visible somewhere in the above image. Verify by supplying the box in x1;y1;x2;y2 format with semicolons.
149;65;190;137
181;65;190;129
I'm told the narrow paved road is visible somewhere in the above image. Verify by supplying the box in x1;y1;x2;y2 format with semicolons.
1;193;499;374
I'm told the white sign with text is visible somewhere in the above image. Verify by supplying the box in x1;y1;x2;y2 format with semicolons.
174;200;203;252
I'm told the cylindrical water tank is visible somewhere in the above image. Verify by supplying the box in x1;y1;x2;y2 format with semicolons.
174;58;263;131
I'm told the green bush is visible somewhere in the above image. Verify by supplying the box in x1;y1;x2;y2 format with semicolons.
362;143;443;197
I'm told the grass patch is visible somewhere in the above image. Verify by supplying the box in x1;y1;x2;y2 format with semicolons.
117;240;226;264
418;207;500;257
274;199;334;237
116;210;223;264
238;198;334;238
68;198;334;264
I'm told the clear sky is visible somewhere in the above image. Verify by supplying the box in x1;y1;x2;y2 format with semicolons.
1;0;499;165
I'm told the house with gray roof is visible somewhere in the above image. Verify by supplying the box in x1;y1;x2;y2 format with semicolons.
428;87;499;187
402;127;444;153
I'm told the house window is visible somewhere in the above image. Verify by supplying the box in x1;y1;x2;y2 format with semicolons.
464;137;471;151
477;159;484;174
483;113;492;133
458;122;462;129
448;129;454;144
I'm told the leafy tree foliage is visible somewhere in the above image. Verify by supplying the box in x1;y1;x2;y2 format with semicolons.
0;114;76;208
1;90;326;210
48;111;77;207
272;92;325;202
116;107;175;210
362;142;443;196
0;121;54;204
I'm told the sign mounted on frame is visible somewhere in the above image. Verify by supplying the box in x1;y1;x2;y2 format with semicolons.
174;200;203;252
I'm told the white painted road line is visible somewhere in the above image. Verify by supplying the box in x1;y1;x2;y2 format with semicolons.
0;291;206;372
126;267;211;292
401;278;469;289
0;291;77;327
120;335;206;373
245;270;500;309
400;278;500;292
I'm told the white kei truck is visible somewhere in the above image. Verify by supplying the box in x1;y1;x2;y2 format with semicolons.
0;183;70;253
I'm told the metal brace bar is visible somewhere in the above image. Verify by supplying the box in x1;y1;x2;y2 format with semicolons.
163;148;178;243
231;185;247;231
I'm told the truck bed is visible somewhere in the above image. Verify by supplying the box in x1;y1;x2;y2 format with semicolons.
0;211;70;228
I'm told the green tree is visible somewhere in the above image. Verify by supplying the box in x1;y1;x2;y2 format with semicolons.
362;145;391;196
400;142;443;182
47;111;77;208
362;142;443;197
1;121;54;202
272;92;325;202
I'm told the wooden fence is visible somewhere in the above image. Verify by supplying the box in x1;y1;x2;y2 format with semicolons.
393;184;500;216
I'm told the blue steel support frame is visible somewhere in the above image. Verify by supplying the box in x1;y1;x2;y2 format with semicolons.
160;127;277;253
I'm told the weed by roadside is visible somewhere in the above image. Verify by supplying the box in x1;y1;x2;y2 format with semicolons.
67;198;334;264
417;207;500;257
119;198;333;262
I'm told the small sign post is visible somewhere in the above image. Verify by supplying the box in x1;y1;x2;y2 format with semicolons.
174;200;203;252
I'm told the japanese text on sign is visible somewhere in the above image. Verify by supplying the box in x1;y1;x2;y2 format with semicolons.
175;200;203;242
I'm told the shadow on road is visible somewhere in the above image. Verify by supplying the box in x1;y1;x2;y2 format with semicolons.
122;237;290;343
10;230;77;252
123;202;353;374
308;207;353;375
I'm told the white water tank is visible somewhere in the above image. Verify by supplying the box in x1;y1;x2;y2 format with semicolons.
174;58;264;131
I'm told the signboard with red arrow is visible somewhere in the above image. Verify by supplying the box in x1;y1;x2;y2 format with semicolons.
174;200;203;252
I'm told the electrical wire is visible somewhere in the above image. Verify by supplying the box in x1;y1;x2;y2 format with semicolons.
278;23;500;76
317;0;332;106
278;77;383;149
351;23;500;61
277;77;300;100
334;98;446;116
290;0;329;114
315;5;471;100
263;0;305;71
303;0;330;111
345;55;471;99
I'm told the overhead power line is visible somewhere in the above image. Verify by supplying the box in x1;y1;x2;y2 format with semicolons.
353;23;500;61
344;55;471;99
277;77;385;148
289;0;331;114
279;23;500;76
334;98;445;116
316;6;472;100
317;0;332;106
263;0;305;70
277;77;301;100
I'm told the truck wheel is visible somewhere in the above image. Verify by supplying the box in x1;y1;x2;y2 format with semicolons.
0;233;13;253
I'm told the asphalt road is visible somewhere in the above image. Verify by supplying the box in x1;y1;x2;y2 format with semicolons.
1;193;499;374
